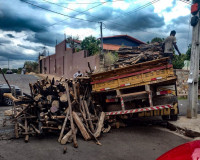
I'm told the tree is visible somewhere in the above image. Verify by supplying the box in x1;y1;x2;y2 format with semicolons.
81;36;100;56
151;37;164;43
186;44;191;60
66;36;80;53
172;54;187;69
24;61;38;73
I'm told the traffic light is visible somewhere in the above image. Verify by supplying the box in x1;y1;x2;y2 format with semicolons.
191;0;200;15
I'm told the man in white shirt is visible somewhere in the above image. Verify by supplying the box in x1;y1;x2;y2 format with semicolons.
162;30;181;64
73;70;83;79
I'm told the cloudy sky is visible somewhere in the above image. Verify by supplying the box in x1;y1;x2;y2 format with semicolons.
0;0;192;69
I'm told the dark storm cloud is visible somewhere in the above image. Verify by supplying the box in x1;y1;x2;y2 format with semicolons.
171;15;190;25
0;48;37;61
78;4;165;32
0;38;12;45
6;34;15;38
17;44;43;51
0;1;50;32
26;32;64;46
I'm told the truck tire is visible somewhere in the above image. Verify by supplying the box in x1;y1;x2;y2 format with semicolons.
4;97;13;106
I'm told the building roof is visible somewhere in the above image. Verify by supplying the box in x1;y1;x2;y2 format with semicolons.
101;35;146;45
73;39;81;44
103;44;122;51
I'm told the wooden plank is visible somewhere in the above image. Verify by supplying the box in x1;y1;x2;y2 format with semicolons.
116;91;148;98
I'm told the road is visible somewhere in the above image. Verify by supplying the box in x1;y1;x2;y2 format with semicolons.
0;124;190;160
0;74;39;94
0;74;194;160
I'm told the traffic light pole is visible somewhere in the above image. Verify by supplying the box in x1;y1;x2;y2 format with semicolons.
187;0;200;118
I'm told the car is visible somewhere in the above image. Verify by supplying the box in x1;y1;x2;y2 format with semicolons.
6;70;13;74
0;84;22;106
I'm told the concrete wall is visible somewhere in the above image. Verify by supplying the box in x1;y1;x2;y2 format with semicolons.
41;40;99;78
175;69;189;95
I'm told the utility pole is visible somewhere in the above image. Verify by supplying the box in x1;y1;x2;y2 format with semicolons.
8;58;9;69
187;0;200;118
99;22;104;71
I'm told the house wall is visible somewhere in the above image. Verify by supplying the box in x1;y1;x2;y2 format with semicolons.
103;37;140;47
41;40;99;78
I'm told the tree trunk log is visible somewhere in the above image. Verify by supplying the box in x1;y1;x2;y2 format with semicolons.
94;112;105;138
72;111;91;140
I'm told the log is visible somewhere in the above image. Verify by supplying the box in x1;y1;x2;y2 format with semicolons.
60;129;72;145
51;100;59;113
72;81;77;100
94;112;105;138
65;82;78;148
24;117;29;143
72;111;91;141
61;128;78;145
60;94;68;102
58;108;70;143
3;93;19;102
34;94;42;102
83;100;95;133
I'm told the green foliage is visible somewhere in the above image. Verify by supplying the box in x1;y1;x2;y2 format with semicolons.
24;61;39;73
81;36;100;56
172;54;187;69
1;68;8;74
66;36;80;53
151;37;164;43
104;52;118;66
186;45;191;60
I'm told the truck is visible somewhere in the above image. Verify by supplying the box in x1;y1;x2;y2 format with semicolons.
91;57;178;121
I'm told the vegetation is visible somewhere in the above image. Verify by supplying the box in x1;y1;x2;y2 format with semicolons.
24;61;39;73
81;36;100;56
104;52;118;67
151;37;164;43
66;36;80;53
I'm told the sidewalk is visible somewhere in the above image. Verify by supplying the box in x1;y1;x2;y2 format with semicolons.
168;115;200;137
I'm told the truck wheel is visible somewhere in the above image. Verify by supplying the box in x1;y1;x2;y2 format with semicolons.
4;97;13;106
162;115;170;121
169;115;178;121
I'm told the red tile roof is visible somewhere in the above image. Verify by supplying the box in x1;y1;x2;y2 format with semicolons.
103;44;122;51
101;35;146;44
73;39;81;44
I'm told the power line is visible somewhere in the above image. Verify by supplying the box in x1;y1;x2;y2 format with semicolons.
40;0;106;20
15;0;107;39
179;0;191;4
56;0;124;5
21;0;97;23
19;0;163;40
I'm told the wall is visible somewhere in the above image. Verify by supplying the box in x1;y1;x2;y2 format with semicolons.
175;69;189;96
103;37;140;47
41;40;99;78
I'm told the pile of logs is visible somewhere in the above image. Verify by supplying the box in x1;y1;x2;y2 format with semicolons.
114;42;164;68
4;76;109;148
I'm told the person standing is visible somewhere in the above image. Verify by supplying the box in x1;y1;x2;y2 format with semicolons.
162;30;181;64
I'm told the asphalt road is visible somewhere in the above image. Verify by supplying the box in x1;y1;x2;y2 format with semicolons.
0;125;189;160
0;74;39;94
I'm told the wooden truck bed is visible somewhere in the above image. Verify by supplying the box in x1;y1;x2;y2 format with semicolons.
91;58;176;92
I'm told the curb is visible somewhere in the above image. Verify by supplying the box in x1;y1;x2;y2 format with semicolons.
167;121;200;138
